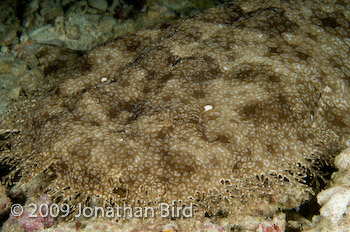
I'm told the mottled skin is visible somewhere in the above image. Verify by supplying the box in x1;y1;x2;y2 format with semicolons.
2;0;350;218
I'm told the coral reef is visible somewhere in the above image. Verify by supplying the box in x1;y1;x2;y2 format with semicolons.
2;194;54;232
0;185;11;216
1;0;350;227
27;213;286;232
0;0;225;51
0;49;45;115
305;147;350;231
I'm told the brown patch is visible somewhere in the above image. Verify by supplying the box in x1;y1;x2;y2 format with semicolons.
172;55;221;82
232;64;279;82
125;39;141;52
162;151;197;176
159;22;171;30
145;70;157;80
107;107;120;119
240;95;293;123
241;102;261;118
232;161;242;173
236;8;298;34
118;79;130;87
216;135;230;144
319;17;341;28
268;47;280;54
139;47;172;72
296;51;309;60
161;73;173;84
184;27;201;41
296;131;315;143
235;69;257;80
113;187;127;197
193;89;206;99
170;58;182;67
331;114;348;129
266;143;276;154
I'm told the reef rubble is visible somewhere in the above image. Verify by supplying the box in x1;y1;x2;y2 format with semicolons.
1;0;350;231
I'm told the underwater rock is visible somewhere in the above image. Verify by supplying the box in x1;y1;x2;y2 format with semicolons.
309;147;350;230
1;0;350;220
88;0;108;12
2;194;54;232
0;185;11;216
0;50;45;116
317;186;350;224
